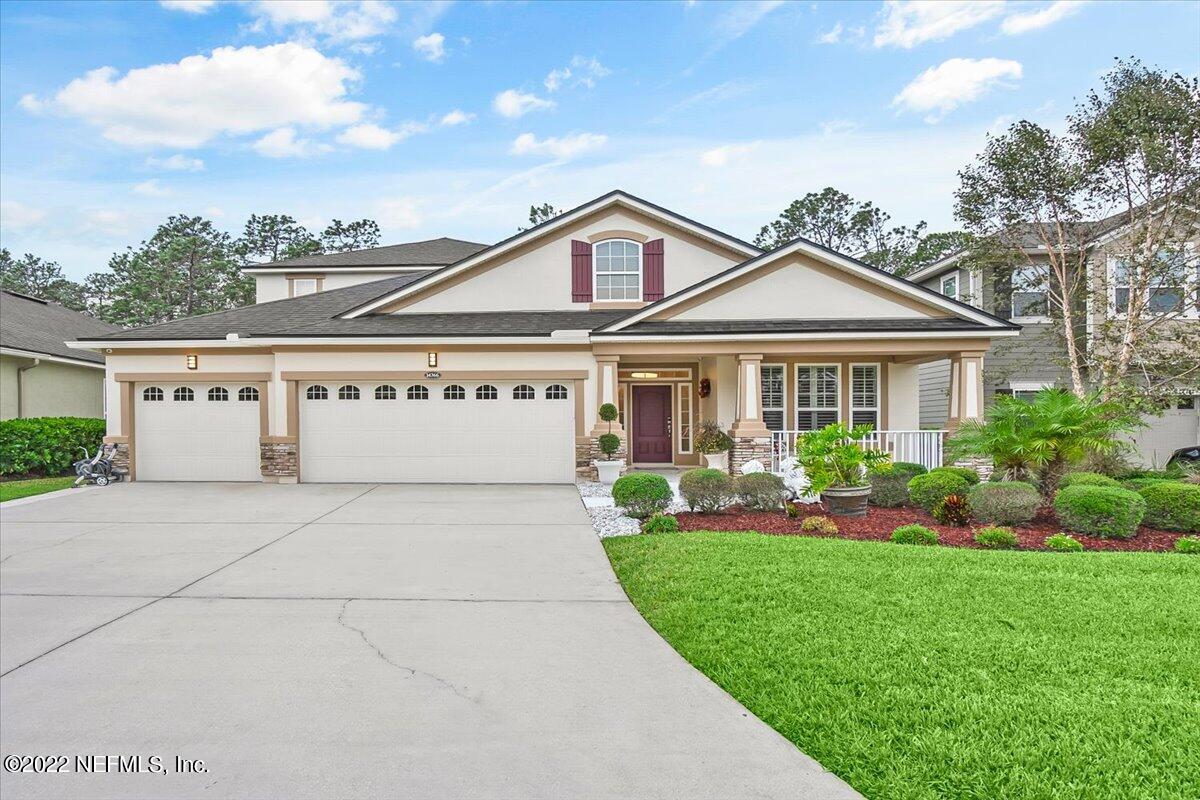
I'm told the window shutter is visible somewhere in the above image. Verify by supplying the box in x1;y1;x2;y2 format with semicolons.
643;238;664;301
571;240;592;302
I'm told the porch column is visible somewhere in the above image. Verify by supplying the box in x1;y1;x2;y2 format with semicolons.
947;352;985;431
589;355;624;436
730;354;770;437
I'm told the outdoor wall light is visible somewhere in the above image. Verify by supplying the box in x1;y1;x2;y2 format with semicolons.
186;354;198;370
427;352;438;368
630;371;658;379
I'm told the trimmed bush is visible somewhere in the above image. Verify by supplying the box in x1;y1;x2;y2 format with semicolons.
974;526;1019;550
1137;482;1200;532
1120;477;1175;492
679;468;734;513
597;433;621;460
784;503;800;519
1045;533;1084;552
967;481;1041;526
641;513;679;534
930;466;981;485
799;515;839;535
932;494;971;526
1054;485;1146;540
907;471;971;512
612;472;672;519
891;524;938;545
869;462;927;508
1060;472;1122;489
891;461;929;476
735;472;788;511
1175;535;1200;554
0;417;106;477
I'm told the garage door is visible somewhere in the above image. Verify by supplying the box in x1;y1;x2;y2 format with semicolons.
135;383;262;481
300;380;575;483
1129;396;1200;467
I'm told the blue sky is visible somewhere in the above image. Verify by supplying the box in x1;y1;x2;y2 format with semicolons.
2;0;1198;280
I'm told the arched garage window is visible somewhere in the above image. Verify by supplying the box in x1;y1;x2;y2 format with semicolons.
444;384;466;400
375;385;397;400
594;239;641;301
338;385;360;400
476;384;497;400
208;387;229;402
513;384;535;400
143;387;164;402
546;384;568;400
306;385;328;400
407;385;429;400
174;387;194;402
238;386;259;402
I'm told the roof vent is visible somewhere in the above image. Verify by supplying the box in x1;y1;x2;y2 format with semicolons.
225;333;240;341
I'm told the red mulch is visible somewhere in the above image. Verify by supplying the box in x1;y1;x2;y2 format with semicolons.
674;503;1185;552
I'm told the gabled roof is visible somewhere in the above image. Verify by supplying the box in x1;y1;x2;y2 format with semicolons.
242;237;487;272
339;190;762;319
0;290;121;364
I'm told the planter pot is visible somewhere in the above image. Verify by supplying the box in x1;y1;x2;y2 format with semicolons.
821;485;872;517
703;452;729;471
594;460;624;485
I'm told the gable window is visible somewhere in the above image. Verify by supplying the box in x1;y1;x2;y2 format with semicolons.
306;385;328;401
850;365;880;429
546;384;568;400
374;385;397;400
291;278;318;297
143;386;164;402
940;274;958;299
406;385;429;400
207;387;229;402
760;365;785;432
594;239;641;301
338;385;360;400
444;384;466;400
174;386;194;402
795;365;839;432
476;384;498;400
238;386;259;402
1010;265;1048;319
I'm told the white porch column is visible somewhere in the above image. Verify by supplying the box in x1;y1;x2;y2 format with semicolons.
590;355;623;435
947;352;985;430
730;354;770;438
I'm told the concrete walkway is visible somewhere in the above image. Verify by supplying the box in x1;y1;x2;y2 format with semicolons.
0;483;857;799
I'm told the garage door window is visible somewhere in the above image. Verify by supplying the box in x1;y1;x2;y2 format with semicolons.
513;384;535;400
374;384;397;400
238;386;259;402
546;384;568;400
476;384;497;400
407;385;429;400
143;386;164;402
444;384;466;400
338;385;360;400
174;387;194;402
307;385;328;400
208;387;229;402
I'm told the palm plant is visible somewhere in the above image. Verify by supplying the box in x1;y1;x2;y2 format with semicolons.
947;389;1138;494
795;423;892;493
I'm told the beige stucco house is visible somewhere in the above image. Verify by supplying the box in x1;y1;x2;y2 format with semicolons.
69;191;1018;483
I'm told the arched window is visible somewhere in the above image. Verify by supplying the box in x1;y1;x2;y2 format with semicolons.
407;385;429;400
594;239;641;301
238;386;259;402
513;384;535;400
476;384;497;400
306;384;328;400
207;387;229;402
142;386;164;402
174;386;195;402
443;384;466;400
375;385;397;400
546;384;568;400
338;385;360;400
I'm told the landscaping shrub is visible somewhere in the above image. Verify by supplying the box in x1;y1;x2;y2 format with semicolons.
890;524;938;545
679;468;734;513
641;513;679;534
932;494;971;526
784;503;800;519
1136;482;1200;532
974;526;1019;550
930;466;981;485
597;433;621;461
890;461;928;476
907;471;970;512
869;462;926;508
0;417;106;477
612;472;672;519
1045;533;1084;552
1175;535;1200;554
735;472;788;511
1121;476;1175;492
1053;485;1146;540
1060;471;1122;489
967;481;1041;526
799;515;839;535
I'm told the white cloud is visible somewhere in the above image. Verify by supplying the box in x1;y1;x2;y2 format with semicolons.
820;119;860;137
1001;1;1088;35
817;22;843;44
699;142;759;167
132;179;171;196
893;57;1022;122
440;109;475;126
0;200;46;230
544;56;610;93
376;196;422;229
713;1;784;45
873;1;1005;48
510;132;607;160
253;127;331;158
544;67;571;93
159;0;216;12
412;32;446;62
247;0;398;42
146;153;204;171
21;43;364;149
492;89;554;119
336;121;427;150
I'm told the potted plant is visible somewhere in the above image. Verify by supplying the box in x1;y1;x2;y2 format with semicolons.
594;402;623;484
795;423;891;516
695;420;734;471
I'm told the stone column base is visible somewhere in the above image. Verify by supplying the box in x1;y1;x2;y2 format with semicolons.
575;434;628;481
730;437;772;476
260;439;299;482
107;442;131;478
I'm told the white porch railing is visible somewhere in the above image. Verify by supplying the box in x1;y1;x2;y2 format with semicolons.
770;429;948;472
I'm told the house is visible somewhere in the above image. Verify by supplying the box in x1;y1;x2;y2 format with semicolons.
0;290;122;420
907;217;1200;467
68;191;1018;484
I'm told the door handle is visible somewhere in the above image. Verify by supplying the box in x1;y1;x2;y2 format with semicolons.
667;415;672;435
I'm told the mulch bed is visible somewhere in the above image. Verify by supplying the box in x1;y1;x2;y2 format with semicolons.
674;503;1186;552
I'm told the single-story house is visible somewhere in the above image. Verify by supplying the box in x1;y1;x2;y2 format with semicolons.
1;289;121;420
69;191;1019;483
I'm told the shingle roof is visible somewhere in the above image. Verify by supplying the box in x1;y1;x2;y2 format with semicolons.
0;291;122;363
605;318;993;336
244;237;488;270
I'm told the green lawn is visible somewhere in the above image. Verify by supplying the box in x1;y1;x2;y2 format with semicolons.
0;476;76;503
604;532;1200;800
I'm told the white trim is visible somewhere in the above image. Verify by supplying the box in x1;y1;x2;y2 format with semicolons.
242;266;432;274
590;329;1020;343
795;363;841;431
1008;381;1053;392
1008;263;1051;323
849;362;881;429
592;238;643;302
743;362;758;419
70;335;579;349
1107;251;1200;320
940;273;958;300
906;251;968;283
0;347;106;369
678;381;693;455
965;360;980;418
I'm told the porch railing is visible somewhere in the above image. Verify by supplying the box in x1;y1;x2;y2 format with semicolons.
770;429;948;473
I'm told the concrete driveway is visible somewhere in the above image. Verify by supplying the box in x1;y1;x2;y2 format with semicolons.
0;483;857;800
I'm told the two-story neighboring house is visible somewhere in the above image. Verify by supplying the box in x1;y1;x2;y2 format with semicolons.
909;215;1200;468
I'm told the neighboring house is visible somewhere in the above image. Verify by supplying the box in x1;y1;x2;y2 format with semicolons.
68;190;1017;484
908;218;1200;467
0;290;122;420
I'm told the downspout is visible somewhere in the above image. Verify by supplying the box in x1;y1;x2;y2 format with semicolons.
16;358;40;418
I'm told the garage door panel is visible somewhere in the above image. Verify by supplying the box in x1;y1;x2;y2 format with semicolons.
136;383;261;482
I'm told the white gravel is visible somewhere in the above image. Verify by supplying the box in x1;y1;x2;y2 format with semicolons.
576;479;688;538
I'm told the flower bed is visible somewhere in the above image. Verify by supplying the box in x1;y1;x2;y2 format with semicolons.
674;503;1185;552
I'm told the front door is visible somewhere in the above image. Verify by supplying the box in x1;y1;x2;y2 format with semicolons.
632;385;672;463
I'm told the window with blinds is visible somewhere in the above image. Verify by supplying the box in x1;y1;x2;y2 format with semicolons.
851;364;879;429
796;365;839;431
760;365;785;431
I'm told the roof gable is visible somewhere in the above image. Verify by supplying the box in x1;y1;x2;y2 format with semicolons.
0;290;122;363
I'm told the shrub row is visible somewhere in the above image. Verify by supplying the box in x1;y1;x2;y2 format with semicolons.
0;417;106;477
678;469;788;514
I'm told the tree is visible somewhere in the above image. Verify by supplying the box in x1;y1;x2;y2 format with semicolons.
0;249;88;311
911;231;974;268
321;218;381;252
520;203;562;231
235;214;321;265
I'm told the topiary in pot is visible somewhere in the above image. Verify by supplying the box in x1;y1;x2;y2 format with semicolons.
1136;482;1200;532
891;524;938;545
695;421;734;470
734;472;788;511
1053;485;1146;539
795;423;890;517
612;472;672;519
679;468;734;513
594;403;623;484
930;466;981;485
967;481;1041;526
907;471;970;512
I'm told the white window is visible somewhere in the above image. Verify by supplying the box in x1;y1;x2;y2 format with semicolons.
443;384;466;400
594;239;641;301
513;384;535;400
760;365;785;432
306;385;328;401
850;365;879;429
1110;253;1198;316
207;387;229;402
940;274;958;299
291;278;318;297
476;384;497;400
375;385;397;400
143;387;164;402
545;384;568;400
174;386;194;402
406;385;429;400
678;383;693;454
795;365;839;431
1008;382;1052;403
237;386;259;402
1010;265;1049;319
338;385;360;401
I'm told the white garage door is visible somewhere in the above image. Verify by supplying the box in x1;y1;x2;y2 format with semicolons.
135;383;262;481
1130;397;1200;467
300;380;575;483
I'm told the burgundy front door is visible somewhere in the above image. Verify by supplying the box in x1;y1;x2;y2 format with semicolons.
632;385;672;463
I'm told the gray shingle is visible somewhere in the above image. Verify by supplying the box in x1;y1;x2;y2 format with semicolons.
244;237;487;270
0;291;122;363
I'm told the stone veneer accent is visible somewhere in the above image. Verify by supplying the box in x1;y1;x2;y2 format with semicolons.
575;434;628;480
730;437;772;476
953;456;994;482
261;441;299;483
108;442;131;477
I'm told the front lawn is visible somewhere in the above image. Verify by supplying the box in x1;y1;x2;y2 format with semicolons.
604;532;1200;800
0;476;76;503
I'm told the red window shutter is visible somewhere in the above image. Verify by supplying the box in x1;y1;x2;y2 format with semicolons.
571;240;592;302
643;238;664;301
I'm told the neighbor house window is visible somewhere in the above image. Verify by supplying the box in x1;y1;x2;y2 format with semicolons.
1111;253;1195;315
207;387;229;402
940;274;958;299
513;384;535;400
795;365;839;431
545;384;568;400
406;385;429;400
174;387;194;402
237;386;259;402
291;278;318;297
850;365;879;429
1010;265;1049;318
1007;382;1052;403
443;385;466;400
374;385;397;400
760;365;785;432
143;387;164;402
338;385;360;400
306;385;328;400
476;384;497;400
593;239;641;301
